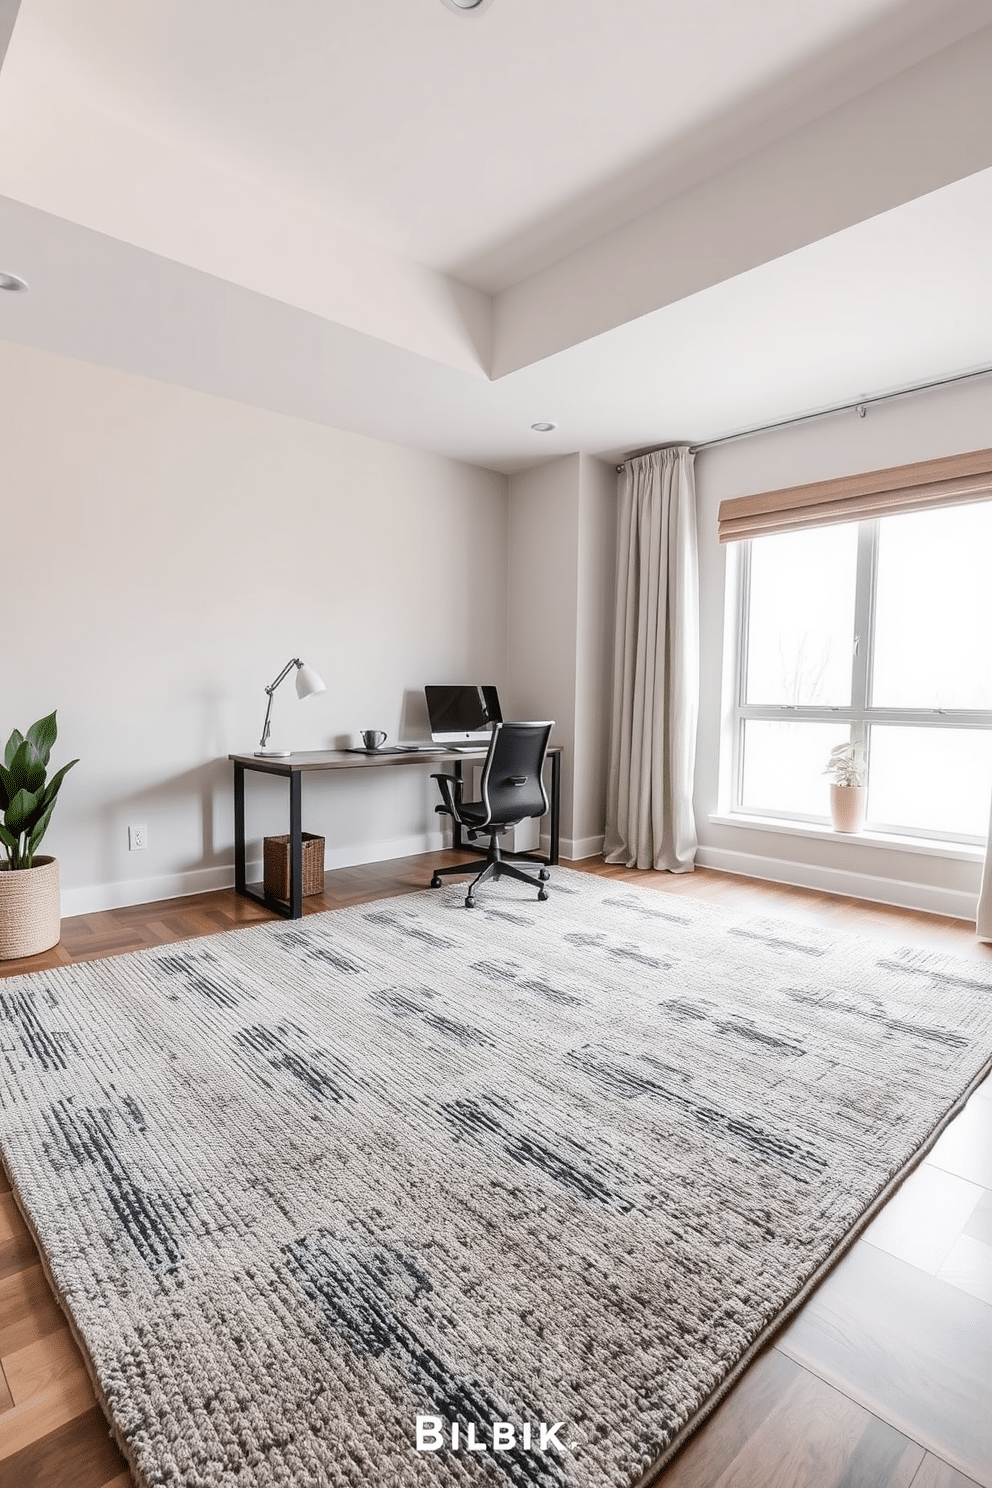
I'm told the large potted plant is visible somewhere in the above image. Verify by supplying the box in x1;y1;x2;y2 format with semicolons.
824;741;867;834
0;712;78;959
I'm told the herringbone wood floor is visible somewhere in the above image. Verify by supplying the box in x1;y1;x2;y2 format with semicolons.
1;853;989;1488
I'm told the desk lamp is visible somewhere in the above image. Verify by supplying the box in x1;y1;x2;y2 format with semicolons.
255;658;326;757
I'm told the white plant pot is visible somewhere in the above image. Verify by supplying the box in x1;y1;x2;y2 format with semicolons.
830;784;867;834
0;856;62;959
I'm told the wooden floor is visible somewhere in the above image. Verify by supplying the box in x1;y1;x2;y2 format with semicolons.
1;854;990;1488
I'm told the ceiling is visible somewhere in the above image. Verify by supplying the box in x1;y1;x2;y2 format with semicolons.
1;0;991;473
1;0;958;287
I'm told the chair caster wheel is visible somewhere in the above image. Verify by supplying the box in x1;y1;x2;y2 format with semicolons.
539;868;550;881
538;887;549;901
465;895;476;909
430;875;443;888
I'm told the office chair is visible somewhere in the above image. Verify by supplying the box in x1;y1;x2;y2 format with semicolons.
429;721;554;908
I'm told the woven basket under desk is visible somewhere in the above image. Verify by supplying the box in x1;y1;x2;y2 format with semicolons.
263;833;325;901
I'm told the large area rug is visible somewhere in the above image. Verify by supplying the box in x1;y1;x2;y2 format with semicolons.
2;869;992;1487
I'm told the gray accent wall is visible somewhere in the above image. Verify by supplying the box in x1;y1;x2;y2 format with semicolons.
0;0;21;77
507;453;615;857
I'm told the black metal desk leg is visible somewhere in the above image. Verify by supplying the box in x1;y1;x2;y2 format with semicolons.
452;760;464;852
549;752;561;866
289;772;303;920
234;764;247;894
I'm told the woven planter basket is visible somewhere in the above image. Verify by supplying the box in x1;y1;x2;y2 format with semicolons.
263;834;325;901
0;856;61;960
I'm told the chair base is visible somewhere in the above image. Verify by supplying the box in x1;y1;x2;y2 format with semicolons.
430;841;550;908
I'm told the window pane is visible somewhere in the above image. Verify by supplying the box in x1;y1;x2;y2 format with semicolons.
741;721;851;818
745;525;857;705
867;726;992;840
872;502;992;709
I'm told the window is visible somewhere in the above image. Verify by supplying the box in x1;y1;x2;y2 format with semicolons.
731;501;992;844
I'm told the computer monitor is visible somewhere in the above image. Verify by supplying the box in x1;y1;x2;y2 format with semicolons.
425;685;502;746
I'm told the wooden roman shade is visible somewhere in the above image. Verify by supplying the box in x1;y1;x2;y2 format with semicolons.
718;445;992;543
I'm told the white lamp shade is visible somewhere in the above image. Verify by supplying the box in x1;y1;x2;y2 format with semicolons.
295;663;326;700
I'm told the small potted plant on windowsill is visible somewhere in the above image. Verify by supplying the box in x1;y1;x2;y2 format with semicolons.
0;712;78;959
824;742;867;834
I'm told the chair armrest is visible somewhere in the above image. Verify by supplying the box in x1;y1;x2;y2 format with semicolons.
431;772;464;821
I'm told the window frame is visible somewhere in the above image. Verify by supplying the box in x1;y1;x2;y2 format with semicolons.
731;515;992;845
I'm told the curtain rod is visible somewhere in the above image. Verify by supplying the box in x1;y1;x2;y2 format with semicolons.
614;363;992;472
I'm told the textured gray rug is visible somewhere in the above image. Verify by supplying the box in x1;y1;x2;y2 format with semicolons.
2;869;992;1488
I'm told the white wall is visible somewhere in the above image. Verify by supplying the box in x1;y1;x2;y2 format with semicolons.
1;340;508;914
507;453;615;856
694;374;992;920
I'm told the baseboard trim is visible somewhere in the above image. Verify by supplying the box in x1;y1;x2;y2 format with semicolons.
561;834;605;861
322;832;446;873
59;832;447;918
60;838;978;923
60;865;238;919
694;844;979;923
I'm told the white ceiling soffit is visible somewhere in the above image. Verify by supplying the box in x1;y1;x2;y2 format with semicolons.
2;164;990;474
0;0;991;382
492;19;992;376
4;0;987;280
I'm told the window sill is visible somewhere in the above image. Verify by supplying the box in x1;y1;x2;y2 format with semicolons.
707;812;986;863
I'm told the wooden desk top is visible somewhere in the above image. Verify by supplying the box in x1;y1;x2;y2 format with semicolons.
229;746;561;777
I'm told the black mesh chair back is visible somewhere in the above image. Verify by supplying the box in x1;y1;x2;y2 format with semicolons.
473;721;552;829
429;721;555;908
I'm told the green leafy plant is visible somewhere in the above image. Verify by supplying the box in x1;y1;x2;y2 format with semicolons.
0;712;78;870
823;741;866;788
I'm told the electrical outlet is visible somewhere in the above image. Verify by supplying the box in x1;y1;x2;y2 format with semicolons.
128;824;148;851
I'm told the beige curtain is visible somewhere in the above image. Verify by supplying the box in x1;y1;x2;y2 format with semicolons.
978;792;992;942
605;447;699;872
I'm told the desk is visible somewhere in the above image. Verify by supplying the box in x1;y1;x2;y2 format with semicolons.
229;746;562;919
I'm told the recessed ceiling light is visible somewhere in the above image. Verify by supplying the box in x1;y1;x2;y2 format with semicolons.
531;422;557;433
0;272;28;293
440;0;494;13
